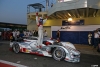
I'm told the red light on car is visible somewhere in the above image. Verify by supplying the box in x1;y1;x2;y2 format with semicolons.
45;41;50;46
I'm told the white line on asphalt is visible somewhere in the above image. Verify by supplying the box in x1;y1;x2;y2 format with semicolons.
0;60;28;67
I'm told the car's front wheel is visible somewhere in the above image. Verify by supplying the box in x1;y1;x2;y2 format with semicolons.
12;43;20;53
52;47;66;61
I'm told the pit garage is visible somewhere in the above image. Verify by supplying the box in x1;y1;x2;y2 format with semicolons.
27;0;100;45
0;22;27;31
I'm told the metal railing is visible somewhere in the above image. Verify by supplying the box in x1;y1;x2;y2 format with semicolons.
27;0;57;13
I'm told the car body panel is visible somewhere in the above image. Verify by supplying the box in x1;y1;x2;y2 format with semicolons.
10;36;80;62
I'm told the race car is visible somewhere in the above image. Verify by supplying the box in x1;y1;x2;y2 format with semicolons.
10;36;80;62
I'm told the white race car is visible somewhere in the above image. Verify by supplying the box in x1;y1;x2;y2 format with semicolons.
10;36;80;62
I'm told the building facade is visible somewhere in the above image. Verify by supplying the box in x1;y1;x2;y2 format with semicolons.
27;0;100;39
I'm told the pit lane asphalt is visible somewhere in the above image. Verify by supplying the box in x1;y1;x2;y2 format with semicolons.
0;41;100;67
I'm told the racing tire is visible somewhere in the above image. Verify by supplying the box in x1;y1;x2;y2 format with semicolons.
12;43;20;53
52;47;66;61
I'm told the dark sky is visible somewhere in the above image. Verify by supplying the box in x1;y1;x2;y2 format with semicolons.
0;0;46;24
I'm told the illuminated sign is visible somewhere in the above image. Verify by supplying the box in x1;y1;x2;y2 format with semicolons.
62;20;84;26
61;26;71;29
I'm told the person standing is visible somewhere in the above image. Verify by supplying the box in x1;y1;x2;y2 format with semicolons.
43;30;48;40
56;30;60;40
23;30;26;36
97;28;100;52
94;30;99;48
36;12;48;48
97;36;100;52
43;30;48;37
88;32;92;46
17;30;20;37
32;30;35;36
9;31;13;41
33;30;38;37
24;30;29;37
0;31;2;40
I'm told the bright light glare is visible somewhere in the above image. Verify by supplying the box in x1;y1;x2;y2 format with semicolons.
68;18;72;21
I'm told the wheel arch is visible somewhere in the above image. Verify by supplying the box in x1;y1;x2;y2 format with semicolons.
52;46;66;61
12;42;20;53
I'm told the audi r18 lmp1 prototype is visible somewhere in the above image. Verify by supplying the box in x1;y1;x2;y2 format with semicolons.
10;36;80;63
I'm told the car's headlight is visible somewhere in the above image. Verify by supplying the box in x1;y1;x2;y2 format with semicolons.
70;52;74;58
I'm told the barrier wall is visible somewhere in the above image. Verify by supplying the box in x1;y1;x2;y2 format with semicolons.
51;25;100;44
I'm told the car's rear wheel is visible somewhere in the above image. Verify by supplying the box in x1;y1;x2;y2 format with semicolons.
12;43;20;53
52;47;66;61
